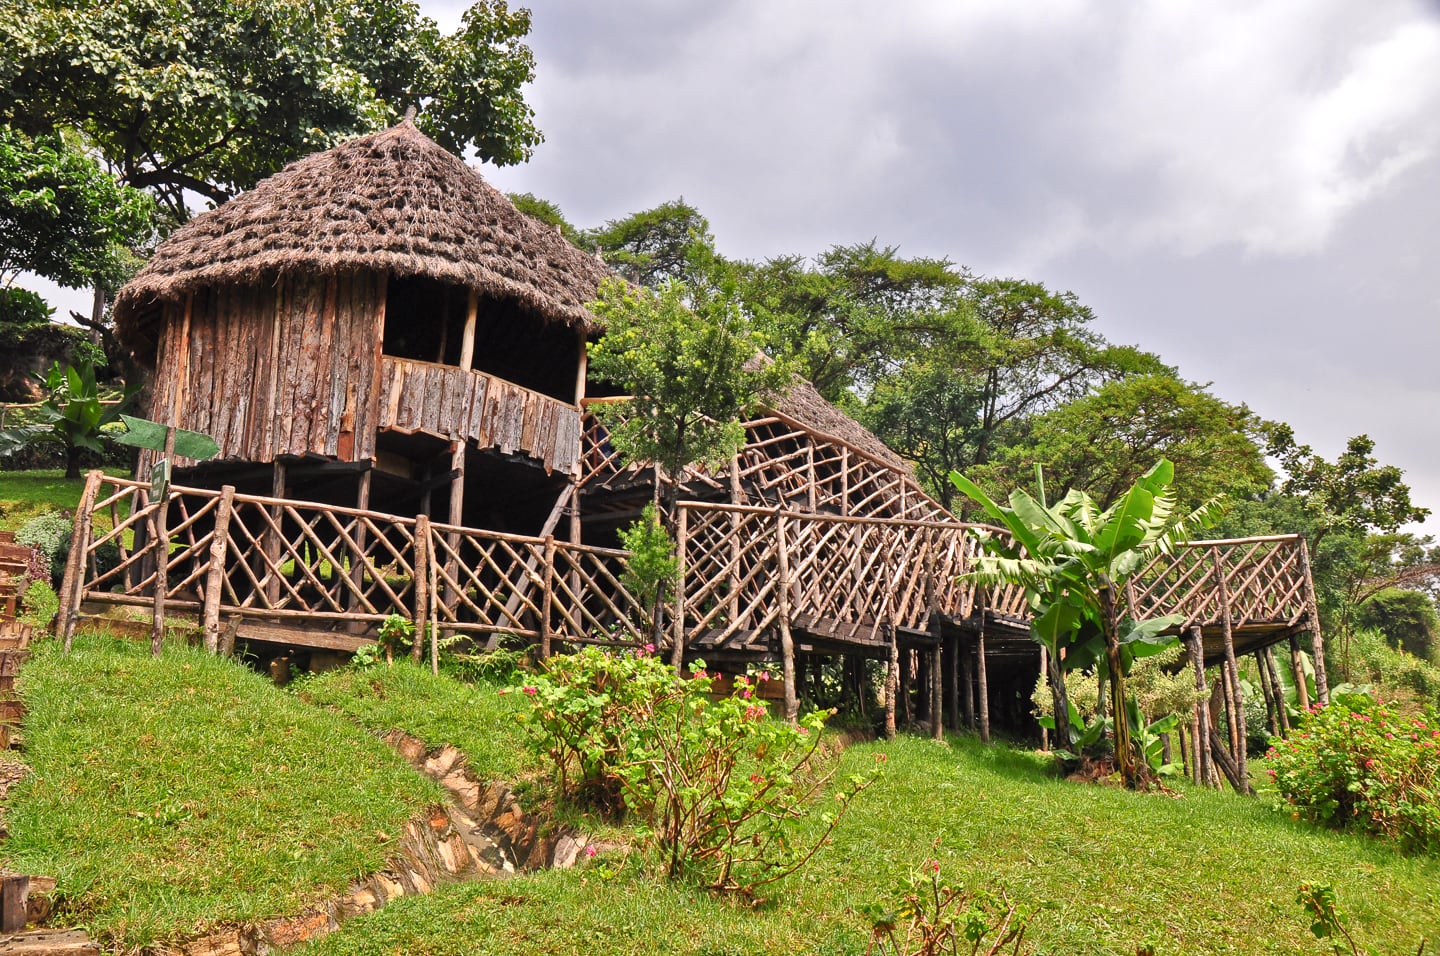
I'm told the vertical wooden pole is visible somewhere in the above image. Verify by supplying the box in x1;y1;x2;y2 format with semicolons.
1298;537;1330;706
805;444;816;512
728;456;742;624
458;291;478;372
1288;633;1311;712
1265;646;1291;736
348;469;372;619
572;330;588;406
839;448;850;516
151;426;177;656
202;486;236;654
428;552;440;675
930;641;944;741
264;459;286;608
412;514;430;662
776;512;798;724
884;623;898;741
669;505;688;670
540;536;555;660
1211;550;1248;793
1255;649;1280;739
59;470;102;652
1187;626;1214;788
975;622;990;743
1038;646;1051;752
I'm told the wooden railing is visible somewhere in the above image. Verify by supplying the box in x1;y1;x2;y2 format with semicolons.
380;357;582;476
57;473;1317;662
580;406;945;520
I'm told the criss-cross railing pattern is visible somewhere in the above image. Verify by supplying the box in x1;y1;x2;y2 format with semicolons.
60;473;1314;658
1126;535;1310;630
579;406;944;521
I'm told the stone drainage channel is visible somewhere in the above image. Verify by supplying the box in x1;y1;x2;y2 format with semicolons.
1;732;596;956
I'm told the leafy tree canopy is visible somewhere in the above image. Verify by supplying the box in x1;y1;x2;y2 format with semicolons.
0;128;153;289
969;373;1273;512
0;0;541;220
580;199;718;291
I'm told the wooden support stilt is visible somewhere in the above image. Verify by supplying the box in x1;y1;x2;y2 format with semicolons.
884;624;898;741
1264;646;1291;736
1212;550;1249;793
150;426;178;656
1208;725;1246;793
1288;633;1311;712
930;641;944;742
1298;537;1330;706
59;470;101;652
264;459;286;608
671;504;689;671
1255;649;1280;740
1187;626;1214;788
776;513;798;724
975;619;990;744
202;486;236;653
540;535;556;660
412;514;430;662
347;469;372;622
1219;657;1246;793
1177;723;1190;782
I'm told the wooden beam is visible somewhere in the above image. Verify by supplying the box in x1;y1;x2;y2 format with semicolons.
1187;626;1214;787
459;290;478;372
1211;549;1249;793
776;512;798;724
59;471;102;652
884;622;898;740
201;485;236;653
1298;536;1330;706
412;513;430;662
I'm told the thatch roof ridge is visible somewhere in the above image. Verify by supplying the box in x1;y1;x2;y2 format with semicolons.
768;375;910;473
114;121;611;353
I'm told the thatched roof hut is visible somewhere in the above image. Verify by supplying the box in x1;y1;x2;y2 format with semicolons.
115;120;609;360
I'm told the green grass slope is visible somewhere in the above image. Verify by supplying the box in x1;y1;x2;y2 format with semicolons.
0;469;83;533
3;635;443;947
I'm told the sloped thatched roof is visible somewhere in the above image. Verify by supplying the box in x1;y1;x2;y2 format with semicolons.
114;121;611;355
769;376;909;473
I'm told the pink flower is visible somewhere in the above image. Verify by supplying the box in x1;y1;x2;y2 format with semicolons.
523;686;538;697
741;688;752;699
583;845;597;858
749;773;765;785
498;689;510;696
757;672;770;682
643;643;656;654
745;705;765;720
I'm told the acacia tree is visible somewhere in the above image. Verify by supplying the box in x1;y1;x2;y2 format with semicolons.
951;460;1223;788
587;275;789;659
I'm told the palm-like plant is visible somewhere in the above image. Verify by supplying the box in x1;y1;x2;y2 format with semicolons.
950;460;1224;788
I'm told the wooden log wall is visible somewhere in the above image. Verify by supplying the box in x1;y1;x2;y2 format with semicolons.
147;273;386;467
378;357;581;476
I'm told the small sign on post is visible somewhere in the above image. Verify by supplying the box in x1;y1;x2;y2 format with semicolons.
150;458;171;499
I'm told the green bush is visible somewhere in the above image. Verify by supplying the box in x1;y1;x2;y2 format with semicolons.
517;646;877;893
1348;627;1440;706
14;509;72;585
1356;588;1438;664
1263;694;1440;852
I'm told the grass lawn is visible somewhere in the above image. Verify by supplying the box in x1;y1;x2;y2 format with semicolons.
0;469;85;533
2;635;443;948
5;633;1437;954
290;701;1440;955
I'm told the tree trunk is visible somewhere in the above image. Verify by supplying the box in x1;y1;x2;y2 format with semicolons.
1100;585;1138;788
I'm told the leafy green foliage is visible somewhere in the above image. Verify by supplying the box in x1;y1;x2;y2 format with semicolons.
1265;696;1440;852
375;613;415;667
13;509;73;583
617;503;678;633
953;460;1223;786
1356;589;1438;665
581;199;718;290
0;358;138;477
862;858;1033;956
0;126;153;289
587;276;790;510
518;647;874;893
1;0;540;219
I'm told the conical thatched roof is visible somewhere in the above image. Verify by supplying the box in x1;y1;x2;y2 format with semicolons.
114;121;611;355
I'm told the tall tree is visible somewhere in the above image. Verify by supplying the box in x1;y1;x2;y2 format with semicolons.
580;199;718;290
1;0;541;221
969;374;1274;513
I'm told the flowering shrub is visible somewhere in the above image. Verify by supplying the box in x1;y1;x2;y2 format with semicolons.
516;645;878;893
1264;695;1440;852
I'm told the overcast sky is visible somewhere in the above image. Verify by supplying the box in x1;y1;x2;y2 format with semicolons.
22;1;1440;531
448;0;1440;533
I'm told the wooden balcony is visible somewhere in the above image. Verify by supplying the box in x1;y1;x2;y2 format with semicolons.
378;357;582;476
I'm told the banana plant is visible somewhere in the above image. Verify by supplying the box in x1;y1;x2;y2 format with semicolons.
950;459;1225;788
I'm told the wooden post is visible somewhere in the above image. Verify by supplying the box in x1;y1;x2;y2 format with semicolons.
1288;633;1311;712
805;443;817;512
1187;626;1215;788
412;514;430;662
1255;649;1280;739
1211;549;1248;793
428;551;440;675
975;606;990;743
459;291;478;372
1298;537;1330;706
347;468;372;622
1264;646;1291;736
540;535;555;659
59;470;102;652
264;459;287;608
884;622;898;741
728;455;743;624
776;512;798;724
840;447;850;516
669;505;688;670
201;486;236;653
1;874;30;932
1220;657;1249;794
151;426;177;656
930;640;943;741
